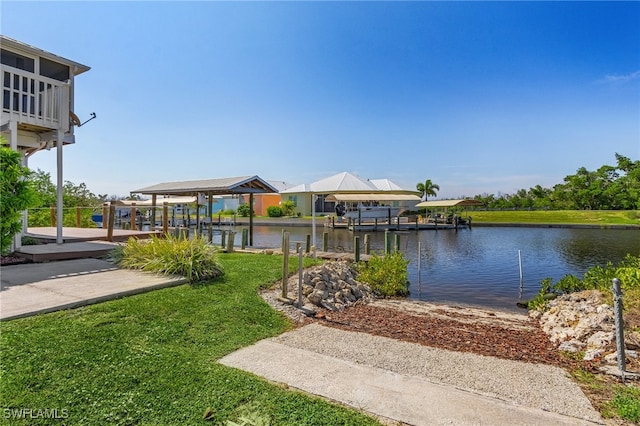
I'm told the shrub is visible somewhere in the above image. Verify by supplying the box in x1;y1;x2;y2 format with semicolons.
356;251;409;297
0;143;37;254
266;206;283;217
112;234;224;283
237;204;252;217
529;254;640;311
281;200;296;216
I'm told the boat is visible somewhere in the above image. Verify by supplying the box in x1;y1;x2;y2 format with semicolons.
343;204;402;221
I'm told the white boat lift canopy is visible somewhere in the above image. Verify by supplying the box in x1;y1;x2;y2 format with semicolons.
326;194;421;202
415;199;484;208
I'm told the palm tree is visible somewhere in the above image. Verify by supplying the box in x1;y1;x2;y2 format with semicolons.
416;179;440;201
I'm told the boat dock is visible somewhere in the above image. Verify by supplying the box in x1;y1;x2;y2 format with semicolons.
325;217;467;232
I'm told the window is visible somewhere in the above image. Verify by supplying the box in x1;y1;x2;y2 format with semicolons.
1;49;35;73
39;57;69;81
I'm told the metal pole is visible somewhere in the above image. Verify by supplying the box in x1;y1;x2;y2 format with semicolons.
418;241;421;272
56;130;63;244
518;250;523;282
612;278;625;378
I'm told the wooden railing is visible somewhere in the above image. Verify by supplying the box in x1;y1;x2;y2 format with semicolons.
2;66;70;132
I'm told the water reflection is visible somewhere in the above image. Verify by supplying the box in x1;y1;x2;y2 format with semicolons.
242;225;639;312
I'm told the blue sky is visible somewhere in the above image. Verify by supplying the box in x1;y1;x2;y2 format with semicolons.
3;1;639;198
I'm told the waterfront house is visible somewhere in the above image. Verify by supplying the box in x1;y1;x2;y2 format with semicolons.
1;35;90;246
280;172;420;216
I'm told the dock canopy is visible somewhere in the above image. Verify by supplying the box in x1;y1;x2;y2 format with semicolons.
415;199;484;208
131;175;277;196
326;194;421;202
130;175;277;246
116;196;210;206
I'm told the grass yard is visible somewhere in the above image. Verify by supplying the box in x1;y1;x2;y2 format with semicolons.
468;210;640;226
0;253;380;425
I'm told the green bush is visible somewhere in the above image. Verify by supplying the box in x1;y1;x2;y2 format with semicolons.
112;234;224;283
356;251;409;297
281;200;296;216
266;206;283;217
237;204;251;217
0;143;37;254
529;254;640;311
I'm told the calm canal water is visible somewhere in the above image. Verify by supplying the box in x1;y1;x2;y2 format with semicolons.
231;225;639;312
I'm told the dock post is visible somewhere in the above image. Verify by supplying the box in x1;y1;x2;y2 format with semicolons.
131;203;137;231
221;230;226;248
384;230;391;255
354;236;361;262
394;234;400;252
102;203;108;229
162;203;169;235
364;234;370;255
208;223;213;243
76;206;81;228
322;231;328;252
226;231;235;252
241;228;248;249
282;232;290;299
306;234;311;253
297;247;304;308
107;203;116;242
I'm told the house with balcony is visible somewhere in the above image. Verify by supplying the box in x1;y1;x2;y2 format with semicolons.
1;35;90;245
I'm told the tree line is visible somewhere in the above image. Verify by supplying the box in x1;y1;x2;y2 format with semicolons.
419;153;639;210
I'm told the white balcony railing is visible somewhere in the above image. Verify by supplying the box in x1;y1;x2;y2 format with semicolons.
2;66;70;132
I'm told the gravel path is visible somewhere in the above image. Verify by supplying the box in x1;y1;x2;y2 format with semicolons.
272;323;602;423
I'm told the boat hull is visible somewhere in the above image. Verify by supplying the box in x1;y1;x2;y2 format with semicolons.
343;207;402;220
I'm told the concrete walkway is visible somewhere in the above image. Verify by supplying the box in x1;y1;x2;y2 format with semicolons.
0;258;187;320
220;324;604;426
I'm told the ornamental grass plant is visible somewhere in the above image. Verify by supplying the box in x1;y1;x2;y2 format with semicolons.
112;234;224;283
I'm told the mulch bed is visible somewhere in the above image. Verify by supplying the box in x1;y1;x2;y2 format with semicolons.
309;304;600;372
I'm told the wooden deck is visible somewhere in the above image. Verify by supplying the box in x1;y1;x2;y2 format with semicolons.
14;227;163;262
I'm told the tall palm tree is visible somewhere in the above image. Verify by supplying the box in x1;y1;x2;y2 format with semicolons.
416;179;440;201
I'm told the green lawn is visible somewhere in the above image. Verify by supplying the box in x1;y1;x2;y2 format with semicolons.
0;253;379;425
468;210;640;226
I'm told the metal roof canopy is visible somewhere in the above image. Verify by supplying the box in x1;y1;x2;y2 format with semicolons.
131;175;278;196
116;196;220;207
326;194;421;202
415;199;484;208
130;176;277;246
